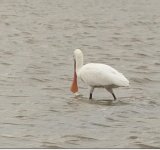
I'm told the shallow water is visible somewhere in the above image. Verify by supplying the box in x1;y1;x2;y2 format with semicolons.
0;0;160;148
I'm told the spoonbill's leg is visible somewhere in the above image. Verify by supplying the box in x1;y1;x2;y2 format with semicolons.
105;87;117;100
89;87;94;99
112;93;116;100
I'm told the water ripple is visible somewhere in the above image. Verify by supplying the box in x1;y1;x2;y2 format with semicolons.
0;0;160;148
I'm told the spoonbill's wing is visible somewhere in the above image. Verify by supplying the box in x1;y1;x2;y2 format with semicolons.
78;63;129;87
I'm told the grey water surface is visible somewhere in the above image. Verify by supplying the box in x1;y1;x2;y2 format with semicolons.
0;0;160;148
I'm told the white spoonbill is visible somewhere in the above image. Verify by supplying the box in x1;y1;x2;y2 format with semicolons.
70;49;129;100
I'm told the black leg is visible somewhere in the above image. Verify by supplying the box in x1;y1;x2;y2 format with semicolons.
105;87;117;100
89;93;92;99
89;87;94;100
112;93;116;100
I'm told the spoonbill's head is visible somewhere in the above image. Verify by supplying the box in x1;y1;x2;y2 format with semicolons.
73;49;83;59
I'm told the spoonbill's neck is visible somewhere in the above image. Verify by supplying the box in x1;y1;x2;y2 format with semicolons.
75;53;83;73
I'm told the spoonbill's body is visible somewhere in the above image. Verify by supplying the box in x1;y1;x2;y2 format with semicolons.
70;49;129;100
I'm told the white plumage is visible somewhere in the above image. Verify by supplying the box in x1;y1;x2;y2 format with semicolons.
79;63;129;87
70;49;129;100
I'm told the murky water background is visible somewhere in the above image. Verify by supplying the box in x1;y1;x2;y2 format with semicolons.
0;0;160;148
